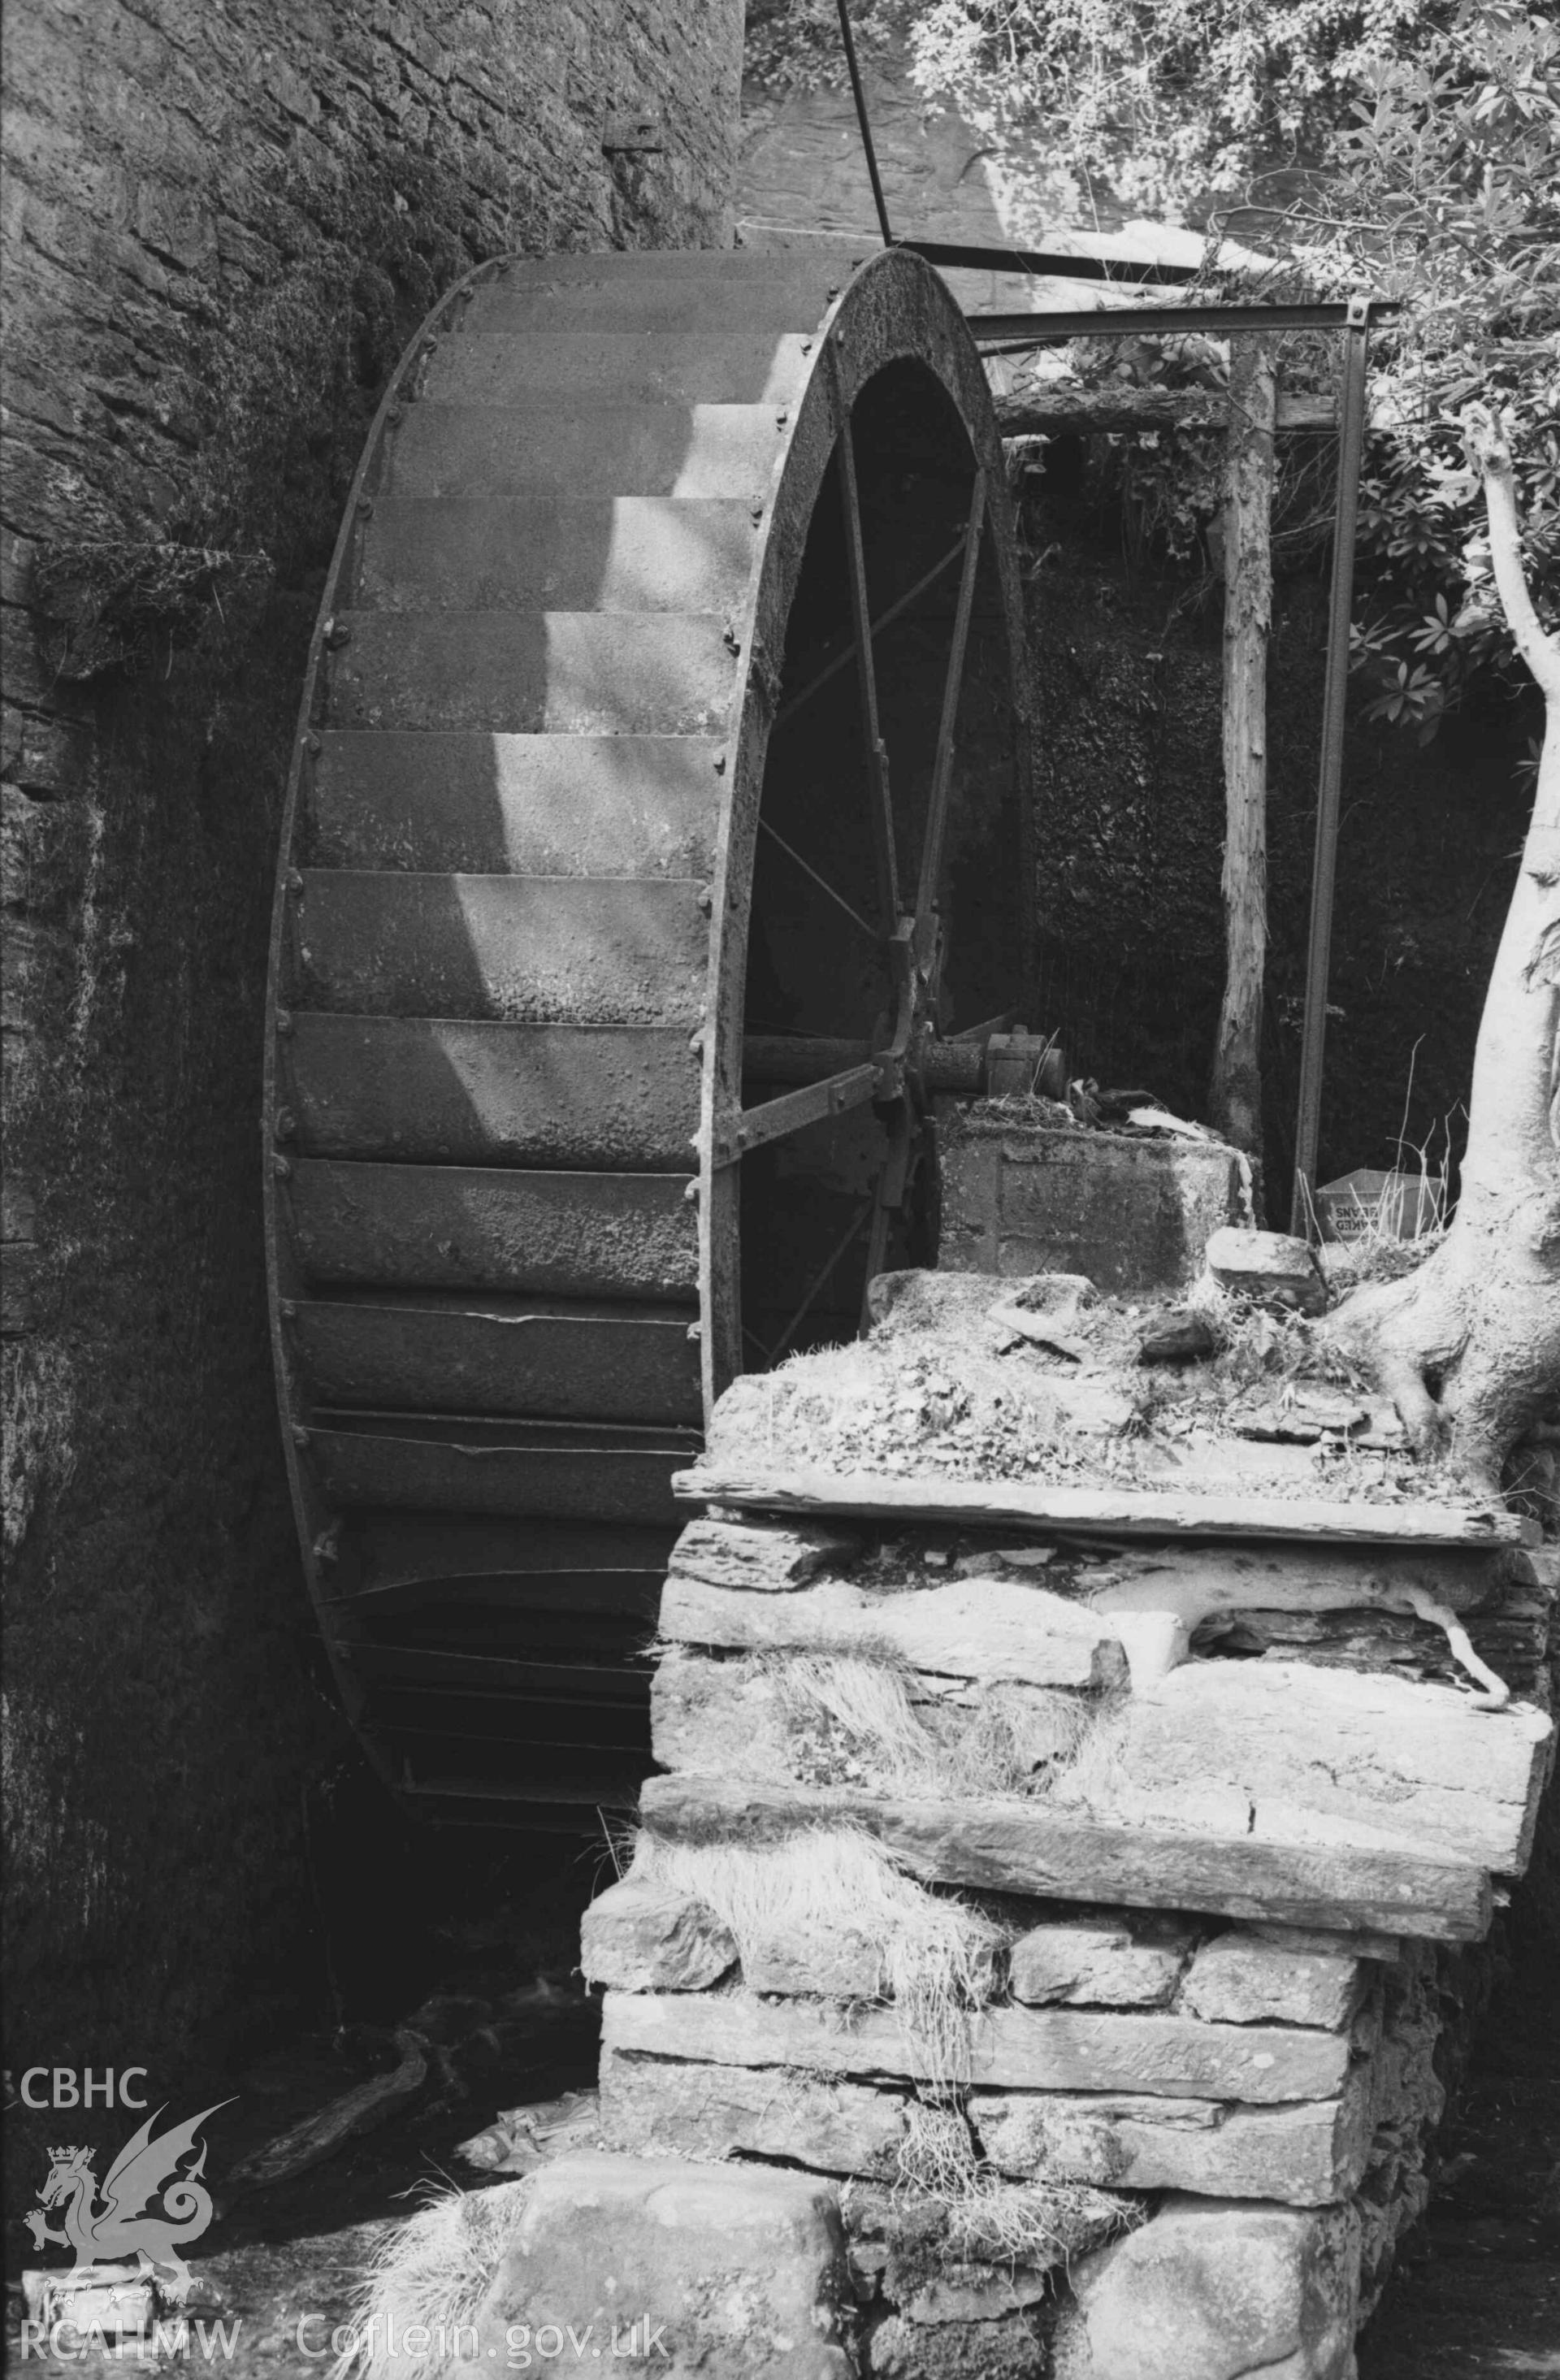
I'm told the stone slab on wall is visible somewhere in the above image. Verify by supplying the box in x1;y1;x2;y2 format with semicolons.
1;0;740;2070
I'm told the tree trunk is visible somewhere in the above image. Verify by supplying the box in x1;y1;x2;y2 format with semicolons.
1329;406;1560;1489
1209;337;1278;1157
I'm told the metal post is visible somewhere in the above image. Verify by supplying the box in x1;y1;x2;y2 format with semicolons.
834;0;894;247
1289;295;1371;1238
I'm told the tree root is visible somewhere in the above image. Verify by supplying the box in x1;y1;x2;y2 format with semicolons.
1326;1232;1560;1497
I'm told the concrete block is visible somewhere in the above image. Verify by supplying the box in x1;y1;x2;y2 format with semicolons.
938;1121;1243;1294
451;2152;853;2378
580;1878;736;1992
1053;2196;1360;2380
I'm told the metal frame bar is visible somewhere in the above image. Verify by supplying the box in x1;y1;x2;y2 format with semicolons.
969;299;1400;346
1289;297;1373;1236
899;236;1194;287
834;0;894;246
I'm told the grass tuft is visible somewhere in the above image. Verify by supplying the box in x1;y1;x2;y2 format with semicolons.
760;1647;1098;1802
330;2179;530;2380
893;2099;1140;2270
628;1824;1003;2078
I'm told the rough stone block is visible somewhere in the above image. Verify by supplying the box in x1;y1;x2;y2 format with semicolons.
650;1645;1098;1790
938;1121;1244;1295
867;1267;1095;1337
869;2308;1048;2375
1181;1934;1364;2031
1053;2196;1360;2380
600;2048;908;2178
651;1645;796;1781
450;2152;853;2379
657;1573;1127;1689
600;2054;1372;2209
605;1989;1353;2103
670;1515;860;1593
1205;1227;1327;1315
579;1877;736;1992
744;1917;886;1998
895;2265;1051;2324
1008;1916;1193;2009
640;1768;1494;1941
972;2073;1373;2207
1119;1660;1552;1871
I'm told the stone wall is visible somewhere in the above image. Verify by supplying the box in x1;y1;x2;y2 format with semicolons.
0;0;741;2071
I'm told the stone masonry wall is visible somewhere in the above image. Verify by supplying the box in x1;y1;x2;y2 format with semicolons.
1;0;741;2072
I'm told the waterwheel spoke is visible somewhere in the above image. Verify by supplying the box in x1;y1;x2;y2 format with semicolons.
915;472;988;937
716;1062;880;1167
832;365;902;928
758;817;879;945
773;532;967;733
765;1198;874;1368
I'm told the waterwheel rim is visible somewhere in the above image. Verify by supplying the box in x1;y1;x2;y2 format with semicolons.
264;244;1031;1818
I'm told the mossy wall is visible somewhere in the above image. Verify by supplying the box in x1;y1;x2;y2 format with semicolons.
1;0;740;2075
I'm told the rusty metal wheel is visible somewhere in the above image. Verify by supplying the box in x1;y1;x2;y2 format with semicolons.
265;245;1033;1821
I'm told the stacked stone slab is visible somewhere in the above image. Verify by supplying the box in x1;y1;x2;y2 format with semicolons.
580;1493;1554;2379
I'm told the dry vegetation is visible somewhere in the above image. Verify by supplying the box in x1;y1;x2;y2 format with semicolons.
766;1650;1096;1801
706;1256;1479;1508
627;1825;1003;2079
890;2100;1141;2270
331;2179;531;2380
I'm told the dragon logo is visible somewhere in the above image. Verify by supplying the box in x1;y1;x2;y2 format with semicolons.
25;2103;232;2302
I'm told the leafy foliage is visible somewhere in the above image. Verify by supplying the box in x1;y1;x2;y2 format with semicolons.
1311;7;1560;736
747;2;1559;744
902;0;1432;211
744;0;905;93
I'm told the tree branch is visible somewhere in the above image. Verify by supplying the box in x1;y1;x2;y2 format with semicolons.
1463;403;1560;709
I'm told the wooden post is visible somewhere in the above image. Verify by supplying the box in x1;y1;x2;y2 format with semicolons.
1289;306;1372;1235
1209;337;1278;1159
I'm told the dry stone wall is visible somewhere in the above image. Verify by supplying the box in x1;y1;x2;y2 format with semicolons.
583;1486;1550;2375
0;0;740;2068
